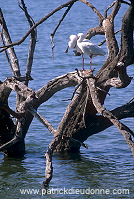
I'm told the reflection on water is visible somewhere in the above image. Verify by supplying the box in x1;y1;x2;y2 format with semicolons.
0;146;134;198
0;157;26;178
0;0;134;198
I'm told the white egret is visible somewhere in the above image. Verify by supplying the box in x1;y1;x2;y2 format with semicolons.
65;34;85;70
77;33;106;70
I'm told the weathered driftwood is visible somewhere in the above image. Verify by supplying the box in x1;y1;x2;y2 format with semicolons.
0;0;133;187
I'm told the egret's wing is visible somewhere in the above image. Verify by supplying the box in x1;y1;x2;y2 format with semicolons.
84;43;106;55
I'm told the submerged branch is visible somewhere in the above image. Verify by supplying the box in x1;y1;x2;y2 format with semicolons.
43;147;53;188
63;136;88;149
43;135;62;187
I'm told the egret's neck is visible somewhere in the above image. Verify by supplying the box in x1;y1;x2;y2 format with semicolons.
77;36;84;43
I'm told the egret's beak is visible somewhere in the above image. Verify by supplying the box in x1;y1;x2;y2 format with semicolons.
76;35;79;40
73;42;77;48
65;45;69;53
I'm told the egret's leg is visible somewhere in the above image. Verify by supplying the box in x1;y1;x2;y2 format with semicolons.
89;54;93;70
65;45;69;53
82;54;84;70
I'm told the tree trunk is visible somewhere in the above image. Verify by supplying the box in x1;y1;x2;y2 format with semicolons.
0;0;133;187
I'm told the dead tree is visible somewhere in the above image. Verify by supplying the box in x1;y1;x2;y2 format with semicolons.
0;0;134;187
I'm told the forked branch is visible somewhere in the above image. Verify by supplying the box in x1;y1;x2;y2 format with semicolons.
79;0;103;23
87;77;134;156
18;0;37;85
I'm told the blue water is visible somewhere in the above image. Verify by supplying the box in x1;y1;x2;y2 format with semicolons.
0;0;134;198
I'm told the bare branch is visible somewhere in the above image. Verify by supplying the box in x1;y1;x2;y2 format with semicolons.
0;0;78;52
4;77;35;99
50;1;75;59
121;1;131;5
98;29;121;46
127;97;134;104
104;1;116;18
0;136;19;151
0;30;13;71
75;101;134;140
97;4;134;81
0;8;21;77
85;26;105;40
35;71;81;108
108;0;122;21
2;71;82;118
18;0;37;85
29;106;56;135
78;0;104;24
